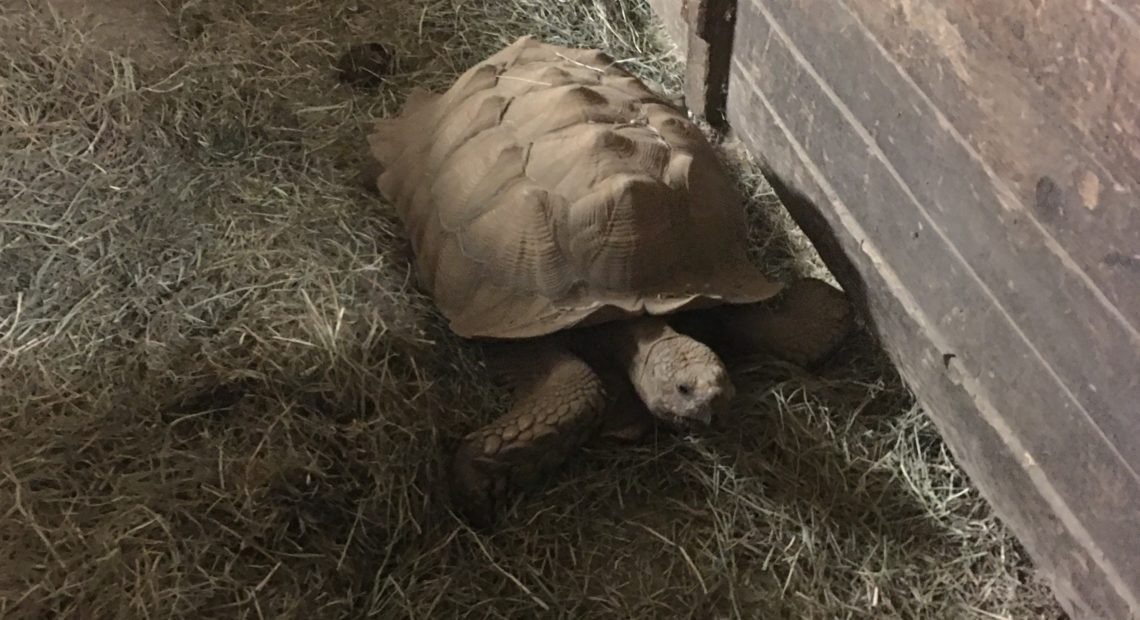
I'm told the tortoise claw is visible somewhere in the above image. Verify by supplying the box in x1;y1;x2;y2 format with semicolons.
449;442;509;529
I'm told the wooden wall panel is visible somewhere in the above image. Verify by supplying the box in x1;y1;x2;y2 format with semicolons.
842;1;1140;330
713;1;1140;617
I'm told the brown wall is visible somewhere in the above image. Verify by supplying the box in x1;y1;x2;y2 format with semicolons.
646;0;1140;618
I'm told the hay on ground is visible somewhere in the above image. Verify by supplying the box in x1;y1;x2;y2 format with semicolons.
0;0;1065;618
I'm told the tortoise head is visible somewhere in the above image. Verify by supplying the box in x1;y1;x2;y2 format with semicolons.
627;327;736;428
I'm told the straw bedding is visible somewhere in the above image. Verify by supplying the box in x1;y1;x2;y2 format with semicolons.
0;1;1064;617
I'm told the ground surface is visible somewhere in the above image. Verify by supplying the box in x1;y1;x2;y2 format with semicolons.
1;1;1066;618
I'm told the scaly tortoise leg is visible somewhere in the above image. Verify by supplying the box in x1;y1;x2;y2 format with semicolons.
450;344;607;528
671;277;856;368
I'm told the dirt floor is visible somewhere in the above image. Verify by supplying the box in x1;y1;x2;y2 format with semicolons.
1;0;1067;618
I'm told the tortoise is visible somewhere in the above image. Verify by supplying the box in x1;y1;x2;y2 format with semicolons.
362;35;855;527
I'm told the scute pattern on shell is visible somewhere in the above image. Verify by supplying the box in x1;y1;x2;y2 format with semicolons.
368;35;782;339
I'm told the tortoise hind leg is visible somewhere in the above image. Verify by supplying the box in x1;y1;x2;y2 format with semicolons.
450;344;607;528
671;277;856;368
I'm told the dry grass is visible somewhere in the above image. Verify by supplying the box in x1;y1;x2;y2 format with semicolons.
0;0;1065;618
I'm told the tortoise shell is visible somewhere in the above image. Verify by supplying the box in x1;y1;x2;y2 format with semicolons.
367;36;782;339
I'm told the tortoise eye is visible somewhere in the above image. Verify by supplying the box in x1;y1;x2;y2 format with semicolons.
676;383;692;396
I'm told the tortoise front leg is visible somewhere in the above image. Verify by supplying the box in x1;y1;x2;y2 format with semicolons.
671;277;856;368
450;345;607;528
